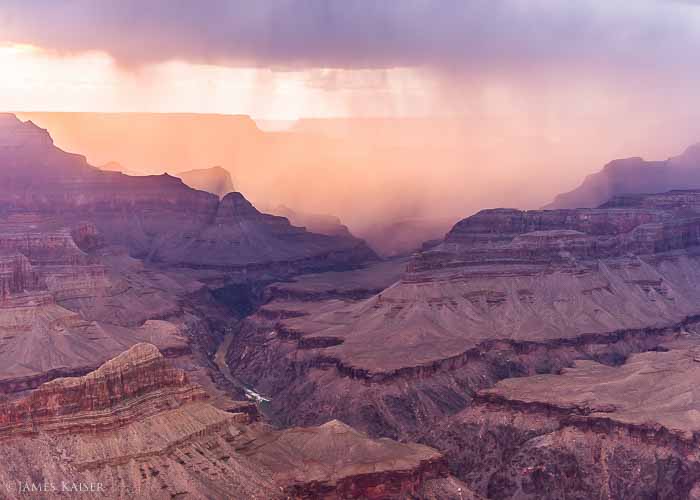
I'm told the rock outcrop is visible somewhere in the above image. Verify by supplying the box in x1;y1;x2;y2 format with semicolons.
0;211;193;394
0;252;41;298
0;343;205;436
545;143;700;209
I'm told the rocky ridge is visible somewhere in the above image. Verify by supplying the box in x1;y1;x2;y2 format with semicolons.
0;343;461;499
0;114;375;272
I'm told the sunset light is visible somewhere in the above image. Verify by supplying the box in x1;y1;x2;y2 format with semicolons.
1;3;700;498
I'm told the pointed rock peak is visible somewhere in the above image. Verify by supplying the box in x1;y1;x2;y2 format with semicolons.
319;419;355;433
0;113;22;126
0;113;53;148
679;143;700;163
218;192;261;217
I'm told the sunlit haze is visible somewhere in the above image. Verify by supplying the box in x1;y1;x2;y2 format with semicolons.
2;0;700;240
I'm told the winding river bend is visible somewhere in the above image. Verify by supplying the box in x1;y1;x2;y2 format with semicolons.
214;331;271;404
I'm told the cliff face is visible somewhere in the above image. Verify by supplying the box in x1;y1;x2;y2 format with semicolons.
545;143;700;209
0;114;456;497
0;209;195;394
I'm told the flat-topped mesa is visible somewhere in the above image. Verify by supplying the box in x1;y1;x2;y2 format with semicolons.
0;343;205;436
0;252;41;299
445;208;666;245
545;142;700;209
419;200;700;264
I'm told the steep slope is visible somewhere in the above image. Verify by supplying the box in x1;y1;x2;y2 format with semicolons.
545;143;700;209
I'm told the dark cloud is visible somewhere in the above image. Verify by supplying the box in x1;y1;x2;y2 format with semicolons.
0;0;699;75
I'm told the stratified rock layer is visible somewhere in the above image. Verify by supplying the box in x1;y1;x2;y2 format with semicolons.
0;344;452;499
227;190;700;439
423;342;700;499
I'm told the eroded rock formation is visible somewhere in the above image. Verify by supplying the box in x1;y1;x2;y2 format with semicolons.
0;343;458;499
227;190;700;442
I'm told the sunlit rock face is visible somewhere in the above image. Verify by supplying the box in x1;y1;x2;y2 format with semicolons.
546;143;700;209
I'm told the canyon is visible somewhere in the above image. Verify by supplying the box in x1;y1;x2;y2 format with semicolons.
0;114;476;499
4;111;700;498
226;187;700;498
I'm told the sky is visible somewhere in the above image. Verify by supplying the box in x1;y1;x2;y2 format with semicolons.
1;1;699;120
2;0;700;234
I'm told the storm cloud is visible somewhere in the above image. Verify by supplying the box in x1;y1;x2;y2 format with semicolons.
1;0;699;75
